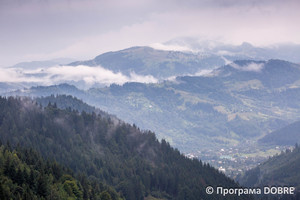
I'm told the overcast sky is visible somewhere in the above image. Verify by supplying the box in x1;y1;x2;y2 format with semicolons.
1;0;300;67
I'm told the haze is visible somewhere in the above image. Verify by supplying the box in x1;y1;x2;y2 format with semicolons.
1;0;300;67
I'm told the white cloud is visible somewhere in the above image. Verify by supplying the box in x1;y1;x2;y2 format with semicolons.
230;62;264;72
150;43;194;52
0;68;42;83
165;69;214;83
0;65;158;88
1;0;300;66
221;56;232;65
46;65;129;85
129;72;158;83
194;69;214;76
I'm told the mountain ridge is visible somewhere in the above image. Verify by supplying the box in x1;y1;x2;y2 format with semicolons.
259;120;300;146
237;144;300;194
69;46;226;79
0;96;247;199
4;59;300;153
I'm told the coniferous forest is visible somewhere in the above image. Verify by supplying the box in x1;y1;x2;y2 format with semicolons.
0;96;250;200
0;143;120;199
2;1;300;199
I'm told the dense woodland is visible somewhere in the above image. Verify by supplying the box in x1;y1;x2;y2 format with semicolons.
238;145;300;188
0;96;250;200
238;145;300;200
259;120;300;146
0;143;120;200
35;95;111;118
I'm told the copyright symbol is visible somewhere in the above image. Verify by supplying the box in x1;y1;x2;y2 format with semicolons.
206;186;214;195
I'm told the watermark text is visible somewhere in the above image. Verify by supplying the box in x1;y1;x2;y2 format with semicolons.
205;186;295;196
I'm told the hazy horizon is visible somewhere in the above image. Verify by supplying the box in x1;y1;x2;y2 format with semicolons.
1;0;300;67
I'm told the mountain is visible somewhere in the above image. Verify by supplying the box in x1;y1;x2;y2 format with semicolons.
11;83;86;99
237;145;300;198
0;58;77;93
4;59;300;153
259;120;300;146
2;58;300;182
0;96;247;200
9;58;76;69
0;47;226;90
70;42;300;81
215;59;300;89
3;59;300;179
0;143;120;200
3;42;300;91
0;82;34;94
161;38;300;63
69;46;226;79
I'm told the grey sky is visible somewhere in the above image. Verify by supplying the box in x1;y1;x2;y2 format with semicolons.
1;0;300;66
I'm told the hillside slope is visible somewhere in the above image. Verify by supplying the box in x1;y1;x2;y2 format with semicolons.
0;96;248;200
69;46;225;79
5;59;300;153
237;145;300;196
0;143;120;200
259;120;300;146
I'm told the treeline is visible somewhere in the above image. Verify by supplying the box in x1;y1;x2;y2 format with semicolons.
0;143;120;200
259;120;300;146
0;96;249;199
35;94;112;119
238;144;300;187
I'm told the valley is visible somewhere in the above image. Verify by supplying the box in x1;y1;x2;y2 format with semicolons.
1;51;300;199
5;59;300;153
187;142;290;179
4;59;300;187
3;1;300;199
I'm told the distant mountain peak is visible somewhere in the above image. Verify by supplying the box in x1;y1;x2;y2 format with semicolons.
10;58;76;69
240;42;253;48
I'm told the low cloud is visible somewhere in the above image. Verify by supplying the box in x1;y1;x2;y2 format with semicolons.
0;65;158;88
220;56;232;65
46;65;129;85
194;69;214;76
230;62;264;72
166;69;214;84
0;68;42;83
150;43;194;52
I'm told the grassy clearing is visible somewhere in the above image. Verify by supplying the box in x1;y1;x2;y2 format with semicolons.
240;148;281;158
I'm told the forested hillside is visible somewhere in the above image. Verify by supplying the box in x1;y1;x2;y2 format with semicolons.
6;59;300;153
0;143;120;200
259;120;300;146
0;96;248;200
35;94;112;119
237;145;300;198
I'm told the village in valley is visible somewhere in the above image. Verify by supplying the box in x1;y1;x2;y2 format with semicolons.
185;142;292;178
